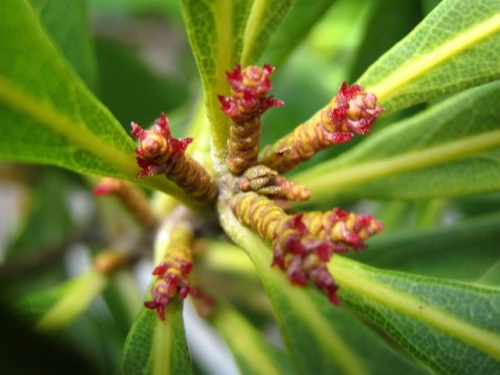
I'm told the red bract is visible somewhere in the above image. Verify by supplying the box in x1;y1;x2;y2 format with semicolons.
218;64;284;123
144;259;194;321
331;82;384;135
131;113;193;178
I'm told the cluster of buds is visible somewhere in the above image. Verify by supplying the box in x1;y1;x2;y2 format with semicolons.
144;224;196;320
218;64;284;175
236;165;310;201
216;64;385;305
259;81;384;174
131;113;218;204
231;192;383;304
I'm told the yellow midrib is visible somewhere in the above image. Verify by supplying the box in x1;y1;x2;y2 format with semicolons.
330;257;500;359
0;75;136;175
369;14;500;103
300;129;500;195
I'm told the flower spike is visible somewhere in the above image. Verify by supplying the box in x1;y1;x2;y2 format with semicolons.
259;82;384;174
219;64;284;175
230;192;383;305
131;113;218;204
236;165;310;202
144;223;195;320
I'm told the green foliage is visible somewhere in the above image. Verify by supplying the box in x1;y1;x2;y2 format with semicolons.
119;305;192;375
0;0;499;374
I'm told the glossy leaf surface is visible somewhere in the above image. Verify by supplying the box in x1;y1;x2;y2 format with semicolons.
331;257;500;375
16;270;108;331
119;304;192;375
0;0;190;203
358;0;500;112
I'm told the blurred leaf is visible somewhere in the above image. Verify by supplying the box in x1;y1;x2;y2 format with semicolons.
119;304;193;375
4;169;74;260
29;0;98;89
16;270;108;331
95;39;188;128
0;0;197;206
213;303;293;375
178;0;252;155
349;0;423;81
88;0;183;19
358;0;500;113
240;0;294;66
357;211;500;286
331;256;500;375
262;0;337;66
0;302;100;375
101;271;143;337
220;207;430;375
295;81;500;201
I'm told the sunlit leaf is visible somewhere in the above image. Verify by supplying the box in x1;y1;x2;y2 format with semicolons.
358;0;500;112
263;0;337;66
348;0;423;81
16;270;108;331
0;0;196;206
119;304;192;375
239;0;295;66
331;256;500;375
29;0;98;89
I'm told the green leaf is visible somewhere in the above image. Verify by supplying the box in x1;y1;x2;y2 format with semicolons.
16;270;108;331
348;0;423;81
119;304;193;375
178;0;252;159
239;0;295;66
263;0;337;66
94;38;189;128
29;0;98;89
295;81;500;201
358;0;500;113
89;0;183;19
213;303;294;375
219;206;430;375
4;169;75;261
358;211;500;286
330;256;500;375
0;0;195;206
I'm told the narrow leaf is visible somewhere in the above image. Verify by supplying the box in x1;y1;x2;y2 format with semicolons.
358;0;500;112
213;303;294;375
0;0;195;205
220;206;430;375
330;256;500;375
119;304;193;375
178;0;252;158
359;212;500;286
29;0;98;89
16;270;108;331
295;81;500;201
348;0;423;81
263;0;337;66
240;0;295;66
